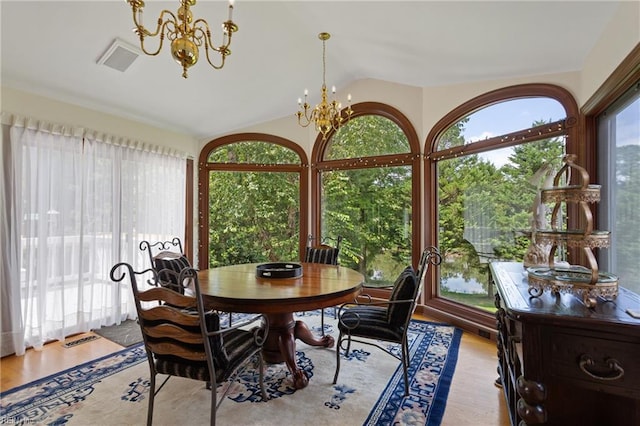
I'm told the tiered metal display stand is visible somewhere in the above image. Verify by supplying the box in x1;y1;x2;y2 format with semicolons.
526;155;618;308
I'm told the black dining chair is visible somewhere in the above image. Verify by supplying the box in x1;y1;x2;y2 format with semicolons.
304;234;343;334
139;237;191;294
333;246;442;396
139;238;234;325
110;263;269;426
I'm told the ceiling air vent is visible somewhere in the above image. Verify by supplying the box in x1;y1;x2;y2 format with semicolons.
97;38;140;72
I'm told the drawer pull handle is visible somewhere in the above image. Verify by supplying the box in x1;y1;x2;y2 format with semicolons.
578;354;624;381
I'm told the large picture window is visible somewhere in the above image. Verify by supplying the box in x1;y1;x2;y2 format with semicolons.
198;134;308;269
426;84;580;318
312;103;420;285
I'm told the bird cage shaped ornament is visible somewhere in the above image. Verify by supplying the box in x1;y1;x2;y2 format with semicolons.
526;155;618;308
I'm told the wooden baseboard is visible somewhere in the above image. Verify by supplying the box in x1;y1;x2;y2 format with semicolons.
415;304;497;342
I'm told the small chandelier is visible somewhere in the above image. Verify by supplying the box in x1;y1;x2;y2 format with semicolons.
296;32;353;140
126;0;238;78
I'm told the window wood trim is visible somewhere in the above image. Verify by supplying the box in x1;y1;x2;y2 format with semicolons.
581;43;640;185
197;133;309;269
310;102;422;269
423;83;581;328
582;43;640;116
184;158;194;262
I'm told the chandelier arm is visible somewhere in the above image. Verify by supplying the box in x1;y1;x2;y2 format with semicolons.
296;117;308;126
296;105;313;127
138;20;178;57
310;108;320;122
203;41;227;70
191;18;234;70
190;25;207;48
191;19;214;46
194;23;225;70
131;7;178;38
331;100;342;129
130;8;179;57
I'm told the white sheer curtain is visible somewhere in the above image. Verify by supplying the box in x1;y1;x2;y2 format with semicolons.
114;137;187;267
2;115;186;355
1;120;23;356
9;119;86;353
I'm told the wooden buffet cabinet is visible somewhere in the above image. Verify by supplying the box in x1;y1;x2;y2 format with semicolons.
491;262;640;426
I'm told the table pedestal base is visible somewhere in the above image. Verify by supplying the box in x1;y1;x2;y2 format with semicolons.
263;313;335;389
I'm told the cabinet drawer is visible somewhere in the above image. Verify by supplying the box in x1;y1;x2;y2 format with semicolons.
550;332;640;398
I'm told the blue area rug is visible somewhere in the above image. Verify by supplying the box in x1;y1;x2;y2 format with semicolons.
1;314;462;425
364;320;462;425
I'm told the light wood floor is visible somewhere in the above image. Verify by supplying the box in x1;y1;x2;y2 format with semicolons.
0;315;510;425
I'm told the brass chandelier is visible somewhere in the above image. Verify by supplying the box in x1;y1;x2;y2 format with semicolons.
296;32;353;140
126;0;238;78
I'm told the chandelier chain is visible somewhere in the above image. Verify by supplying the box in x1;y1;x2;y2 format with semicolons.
322;38;327;89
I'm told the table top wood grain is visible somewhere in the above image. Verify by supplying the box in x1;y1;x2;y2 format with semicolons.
197;262;364;314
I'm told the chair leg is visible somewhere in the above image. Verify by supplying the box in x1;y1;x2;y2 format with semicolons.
402;338;410;397
258;353;268;401
147;373;156;426
320;309;325;335
333;331;343;384
211;375;217;426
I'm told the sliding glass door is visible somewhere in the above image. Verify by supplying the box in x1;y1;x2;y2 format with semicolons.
4;120;186;354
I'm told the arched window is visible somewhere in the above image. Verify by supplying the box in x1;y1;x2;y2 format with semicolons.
311;102;420;285
198;134;308;269
425;84;579;322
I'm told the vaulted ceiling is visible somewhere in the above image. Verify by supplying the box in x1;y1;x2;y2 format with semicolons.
1;1;621;140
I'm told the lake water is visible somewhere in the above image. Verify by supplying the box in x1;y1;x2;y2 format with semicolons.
441;274;487;294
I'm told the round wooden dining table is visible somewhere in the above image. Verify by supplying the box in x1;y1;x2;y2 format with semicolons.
197;262;364;389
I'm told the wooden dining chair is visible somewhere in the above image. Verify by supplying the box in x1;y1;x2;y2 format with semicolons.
110;263;269;426
333;246;442;396
304;234;343;334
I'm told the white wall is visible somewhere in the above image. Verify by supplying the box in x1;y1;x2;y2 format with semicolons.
220;70;587;156
202;78;425;157
222;2;639;153
1;87;198;157
581;1;640;102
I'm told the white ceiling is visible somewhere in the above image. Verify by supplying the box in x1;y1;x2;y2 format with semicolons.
1;1;621;141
